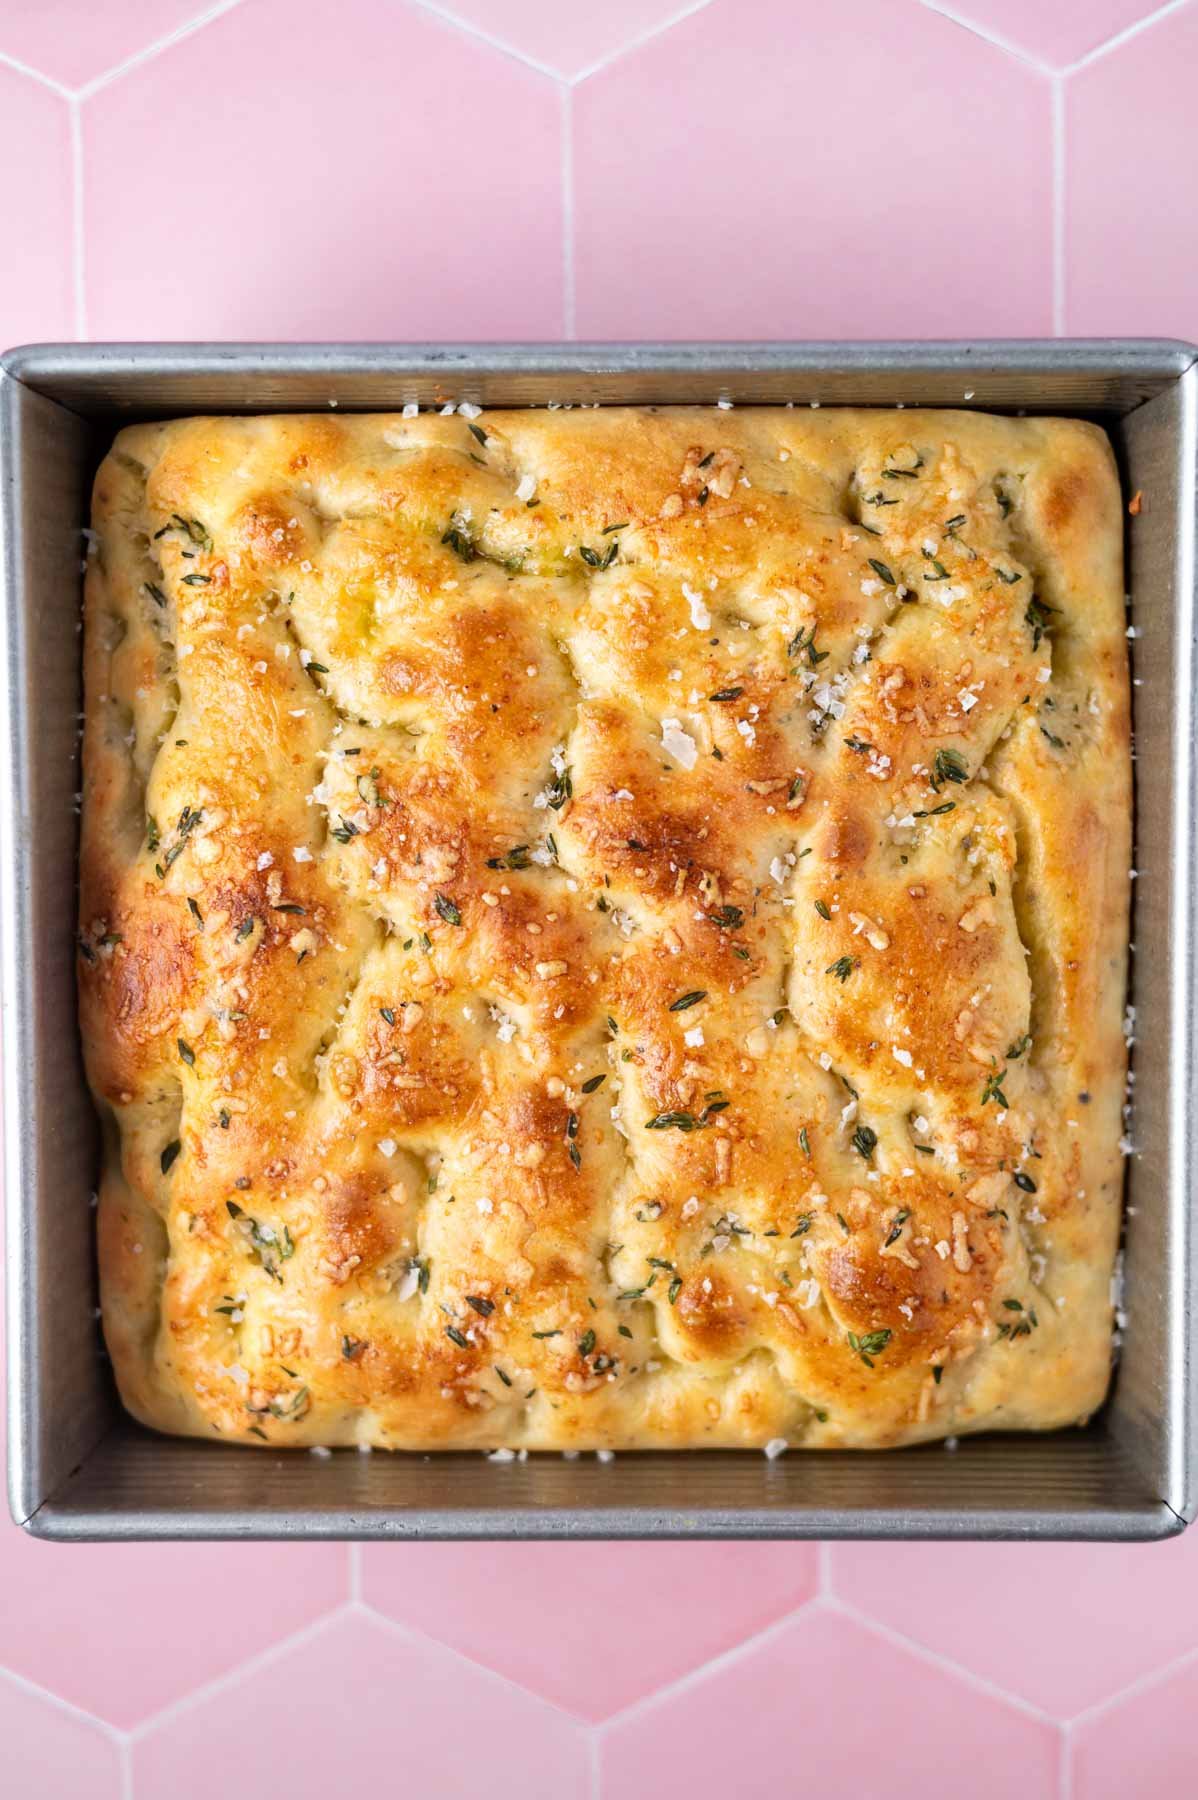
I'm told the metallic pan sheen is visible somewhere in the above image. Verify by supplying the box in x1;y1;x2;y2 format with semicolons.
2;341;1195;1542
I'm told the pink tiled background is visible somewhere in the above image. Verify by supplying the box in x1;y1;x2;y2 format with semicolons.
1;0;1195;1794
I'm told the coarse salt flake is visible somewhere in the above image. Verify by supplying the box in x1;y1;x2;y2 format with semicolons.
682;582;711;630
661;718;698;770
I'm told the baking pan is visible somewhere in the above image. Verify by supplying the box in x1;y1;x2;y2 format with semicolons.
2;340;1195;1541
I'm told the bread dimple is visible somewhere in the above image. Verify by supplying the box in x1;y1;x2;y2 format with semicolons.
78;406;1130;1452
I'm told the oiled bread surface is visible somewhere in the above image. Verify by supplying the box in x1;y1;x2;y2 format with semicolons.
78;404;1129;1451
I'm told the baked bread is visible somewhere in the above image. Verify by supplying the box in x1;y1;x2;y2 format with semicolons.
79;405;1130;1452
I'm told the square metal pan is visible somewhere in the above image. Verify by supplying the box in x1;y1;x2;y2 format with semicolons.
3;339;1195;1541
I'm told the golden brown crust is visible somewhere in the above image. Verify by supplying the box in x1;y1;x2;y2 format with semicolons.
79;405;1129;1451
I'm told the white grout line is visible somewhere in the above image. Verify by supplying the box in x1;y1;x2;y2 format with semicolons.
404;0;564;81
1062;0;1194;72
1052;74;1066;335
826;1593;1060;1726
355;1585;832;1742
561;85;576;340
31;1567;1175;1783
0;1661;127;1744
594;1603;805;1735
1064;1639;1198;1730
1059;1723;1074;1800
588;1727;602;1799
124;1605;348;1742
75;0;249;99
569;0;719;84
361;1599;596;1726
0;46;74;97
69;97;87;340
927;0;1191;79
916;0;1055;74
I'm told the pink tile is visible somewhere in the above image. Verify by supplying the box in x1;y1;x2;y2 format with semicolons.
433;0;695;78
1073;1655;1198;1799
937;0;1169;68
362;1539;817;1720
2;0;1197;1791
0;64;73;350
0;1674;122;1800
573;0;1053;339
832;1532;1198;1719
600;1605;1059;1799
0;1515;347;1727
0;0;207;89
83;0;563;340
1065;4;1198;339
133;1610;589;1799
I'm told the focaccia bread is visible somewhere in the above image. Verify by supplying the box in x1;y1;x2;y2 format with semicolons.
78;405;1130;1452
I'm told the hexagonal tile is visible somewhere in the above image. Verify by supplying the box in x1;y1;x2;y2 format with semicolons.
1065;2;1198;337
362;1538;818;1720
0;0;209;91
0;63;73;350
428;0;704;80
1073;1654;1198;1798
599;1604;1059;1798
0;1514;347;1727
132;1610;590;1798
930;0;1171;69
0;1671;121;1798
573;0;1053;338
83;0;563;339
832;1531;1198;1719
